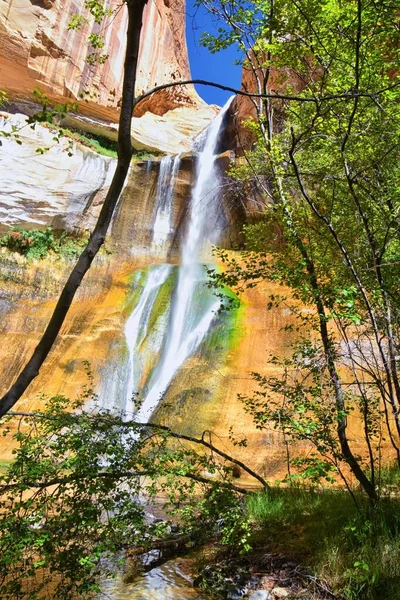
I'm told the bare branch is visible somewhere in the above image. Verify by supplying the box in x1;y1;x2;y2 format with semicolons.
133;78;400;109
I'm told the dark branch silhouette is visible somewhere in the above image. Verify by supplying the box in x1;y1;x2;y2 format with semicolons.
0;0;149;417
6;411;268;489
133;78;400;109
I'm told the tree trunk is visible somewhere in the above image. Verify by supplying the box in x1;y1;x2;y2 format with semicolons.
0;0;148;417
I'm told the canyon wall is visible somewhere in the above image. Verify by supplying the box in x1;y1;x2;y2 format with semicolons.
0;113;237;238
0;0;201;119
0;0;220;152
0;112;274;481
0;0;302;481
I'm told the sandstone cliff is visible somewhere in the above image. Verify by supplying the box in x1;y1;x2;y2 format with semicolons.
0;0;202;119
231;53;320;152
0;125;296;481
0;113;115;231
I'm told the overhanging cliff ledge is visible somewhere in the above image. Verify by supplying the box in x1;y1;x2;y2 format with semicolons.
0;0;218;151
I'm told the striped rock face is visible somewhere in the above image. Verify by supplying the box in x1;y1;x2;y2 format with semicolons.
0;0;202;119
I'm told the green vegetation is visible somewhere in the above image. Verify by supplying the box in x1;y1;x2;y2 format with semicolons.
0;227;88;261
0;459;11;475
2;390;400;599
50;126;160;161
0;391;251;600
0;91;8;113
208;0;400;504
204;283;243;358
202;0;400;595
60;127;118;158
123;269;150;318
133;148;162;162
246;486;400;599
146;267;177;334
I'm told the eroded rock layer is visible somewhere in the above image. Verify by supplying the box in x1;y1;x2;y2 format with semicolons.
61;103;220;154
0;113;115;230
0;0;201;117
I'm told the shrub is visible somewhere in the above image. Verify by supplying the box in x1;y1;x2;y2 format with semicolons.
0;227;57;260
0;227;87;261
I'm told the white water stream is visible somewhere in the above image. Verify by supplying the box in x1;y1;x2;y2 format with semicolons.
152;154;181;250
124;265;171;417
124;98;233;422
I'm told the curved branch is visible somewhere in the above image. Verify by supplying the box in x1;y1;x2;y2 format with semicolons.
6;411;268;489
133;79;400;109
134;421;269;488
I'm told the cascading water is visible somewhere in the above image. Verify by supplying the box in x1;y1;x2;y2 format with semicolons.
152;155;181;251
124;97;233;423
123;265;171;417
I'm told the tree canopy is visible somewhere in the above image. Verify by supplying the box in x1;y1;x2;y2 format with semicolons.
208;0;400;503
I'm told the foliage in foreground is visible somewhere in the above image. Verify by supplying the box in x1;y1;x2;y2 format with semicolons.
1;390;400;600
0;391;249;600
1;389;400;599
59;128;118;158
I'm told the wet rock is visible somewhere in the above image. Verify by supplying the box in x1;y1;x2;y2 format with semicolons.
141;549;162;569
247;575;261;590
227;585;247;600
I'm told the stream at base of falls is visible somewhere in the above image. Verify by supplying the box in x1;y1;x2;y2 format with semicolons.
102;557;210;600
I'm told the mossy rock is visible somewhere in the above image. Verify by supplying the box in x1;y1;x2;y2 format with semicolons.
153;386;212;424
146;268;177;334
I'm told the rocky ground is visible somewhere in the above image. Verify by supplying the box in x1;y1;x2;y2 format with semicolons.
193;550;339;600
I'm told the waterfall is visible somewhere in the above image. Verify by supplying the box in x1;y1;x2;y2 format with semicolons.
124;265;171;417
152;155;181;250
124;97;233;422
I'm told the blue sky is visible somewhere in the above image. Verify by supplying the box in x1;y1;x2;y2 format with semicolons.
185;0;242;106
